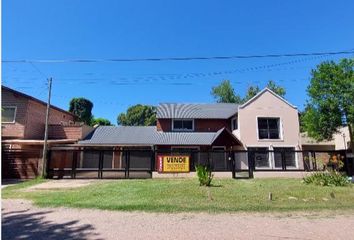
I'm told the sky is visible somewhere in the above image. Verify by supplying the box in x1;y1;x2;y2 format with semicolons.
2;0;354;124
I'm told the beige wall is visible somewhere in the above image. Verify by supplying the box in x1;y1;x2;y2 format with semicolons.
333;126;350;150
235;90;301;150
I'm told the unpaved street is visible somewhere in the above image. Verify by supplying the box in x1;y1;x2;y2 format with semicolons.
2;199;354;240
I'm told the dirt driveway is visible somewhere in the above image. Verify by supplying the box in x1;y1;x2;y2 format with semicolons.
2;199;354;240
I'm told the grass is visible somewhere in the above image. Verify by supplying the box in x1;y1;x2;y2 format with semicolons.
2;178;354;213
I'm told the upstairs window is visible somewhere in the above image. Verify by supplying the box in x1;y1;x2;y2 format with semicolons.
231;117;238;130
2;107;17;123
258;118;280;139
172;119;194;131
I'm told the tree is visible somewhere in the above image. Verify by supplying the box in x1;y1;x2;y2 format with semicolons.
117;104;156;126
243;80;286;102
69;98;93;125
302;58;354;154
211;80;286;104
243;85;260;102
91;117;112;126
211;80;243;103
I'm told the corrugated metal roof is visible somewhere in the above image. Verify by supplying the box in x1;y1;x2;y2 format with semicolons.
157;103;238;119
79;126;231;146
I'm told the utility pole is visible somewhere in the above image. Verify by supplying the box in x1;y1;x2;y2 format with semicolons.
41;77;52;178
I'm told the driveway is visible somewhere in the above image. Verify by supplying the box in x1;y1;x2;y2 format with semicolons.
2;199;354;240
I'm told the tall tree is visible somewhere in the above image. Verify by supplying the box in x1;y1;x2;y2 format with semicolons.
211;80;243;103
243;80;286;102
211;79;286;104
243;85;260;102
91;117;112;126
302;58;354;153
69;98;93;125
117;104;156;126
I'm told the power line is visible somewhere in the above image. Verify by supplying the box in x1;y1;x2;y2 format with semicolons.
2;49;354;63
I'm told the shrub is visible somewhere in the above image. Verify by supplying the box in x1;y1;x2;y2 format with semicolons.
195;165;213;187
303;171;350;187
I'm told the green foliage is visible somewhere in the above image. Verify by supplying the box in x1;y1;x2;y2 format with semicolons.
303;172;350;187
195;165;213;186
211;80;286;104
117;104;156;126
69;98;93;125
243;86;260;102
91;117;112;126
302;58;354;144
211;80;243;103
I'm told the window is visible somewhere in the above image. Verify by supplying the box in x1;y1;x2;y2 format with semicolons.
258;118;280;139
172;119;194;131
2;107;17;123
248;147;270;168
273;147;296;168
231;117;238;130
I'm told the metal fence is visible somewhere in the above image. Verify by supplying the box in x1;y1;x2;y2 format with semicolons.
45;148;353;179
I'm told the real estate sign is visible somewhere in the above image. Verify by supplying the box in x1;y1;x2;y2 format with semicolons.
157;155;190;173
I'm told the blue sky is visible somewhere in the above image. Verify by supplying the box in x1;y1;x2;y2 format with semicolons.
3;0;354;124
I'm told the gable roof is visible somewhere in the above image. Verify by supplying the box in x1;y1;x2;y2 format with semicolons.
157;103;238;119
239;88;297;109
2;85;76;117
79;126;241;146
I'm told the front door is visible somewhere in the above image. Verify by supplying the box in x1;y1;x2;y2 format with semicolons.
211;146;227;171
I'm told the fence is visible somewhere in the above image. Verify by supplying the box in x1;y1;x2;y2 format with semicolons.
45;148;353;179
2;148;42;179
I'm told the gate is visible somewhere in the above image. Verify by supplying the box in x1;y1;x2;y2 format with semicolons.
2;148;42;179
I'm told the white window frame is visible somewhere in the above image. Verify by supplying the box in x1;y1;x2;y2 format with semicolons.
172;119;194;132
256;116;283;141
246;146;272;169
2;106;17;124
231;116;238;131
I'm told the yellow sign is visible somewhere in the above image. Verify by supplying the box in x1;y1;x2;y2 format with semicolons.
157;155;190;173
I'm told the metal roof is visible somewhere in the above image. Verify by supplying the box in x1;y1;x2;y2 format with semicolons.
157;103;238;119
79;126;235;146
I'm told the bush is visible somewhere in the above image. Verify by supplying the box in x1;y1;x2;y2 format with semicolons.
195;165;213;187
303;171;350;187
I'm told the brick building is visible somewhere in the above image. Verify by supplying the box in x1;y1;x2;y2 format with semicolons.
1;86;93;178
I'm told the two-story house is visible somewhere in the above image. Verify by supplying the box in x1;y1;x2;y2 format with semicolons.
1;86;93;178
77;88;302;175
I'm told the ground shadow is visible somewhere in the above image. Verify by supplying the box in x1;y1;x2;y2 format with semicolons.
2;209;102;240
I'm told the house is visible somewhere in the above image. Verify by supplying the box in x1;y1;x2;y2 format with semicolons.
65;88;310;178
1;86;93;178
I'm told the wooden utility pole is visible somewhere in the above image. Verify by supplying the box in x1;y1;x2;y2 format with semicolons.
41;78;52;178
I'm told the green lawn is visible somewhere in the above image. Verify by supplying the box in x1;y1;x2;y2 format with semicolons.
2;178;354;213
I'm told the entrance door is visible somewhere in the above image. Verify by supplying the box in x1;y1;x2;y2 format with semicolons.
211;146;227;171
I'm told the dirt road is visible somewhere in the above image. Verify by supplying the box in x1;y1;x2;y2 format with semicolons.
2;199;354;240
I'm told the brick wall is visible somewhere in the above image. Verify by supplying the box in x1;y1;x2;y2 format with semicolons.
156;119;171;131
24;100;75;139
1;87;75;140
156;118;231;132
48;124;93;140
1;90;29;139
194;119;231;132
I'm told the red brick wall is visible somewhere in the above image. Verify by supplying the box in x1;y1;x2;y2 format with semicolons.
24;100;75;139
194;119;231;132
1;88;75;140
1;90;29;139
48;124;93;140
157;119;171;131
156;118;231;132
